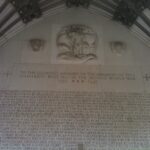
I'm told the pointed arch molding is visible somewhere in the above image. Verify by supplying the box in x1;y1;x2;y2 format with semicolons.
0;0;149;47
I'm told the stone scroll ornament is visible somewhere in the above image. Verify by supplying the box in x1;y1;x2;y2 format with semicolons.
56;24;98;63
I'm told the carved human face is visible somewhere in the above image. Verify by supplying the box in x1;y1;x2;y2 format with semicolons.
30;39;45;52
56;25;98;56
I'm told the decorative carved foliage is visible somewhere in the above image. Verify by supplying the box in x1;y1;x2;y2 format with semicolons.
66;0;91;8
10;0;42;23
113;0;150;26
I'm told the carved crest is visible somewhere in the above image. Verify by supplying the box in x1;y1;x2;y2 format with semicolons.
56;24;98;62
29;39;45;52
110;41;127;56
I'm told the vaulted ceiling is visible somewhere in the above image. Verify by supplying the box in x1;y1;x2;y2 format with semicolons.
0;0;150;47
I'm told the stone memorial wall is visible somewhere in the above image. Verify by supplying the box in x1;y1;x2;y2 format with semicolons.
0;8;150;150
